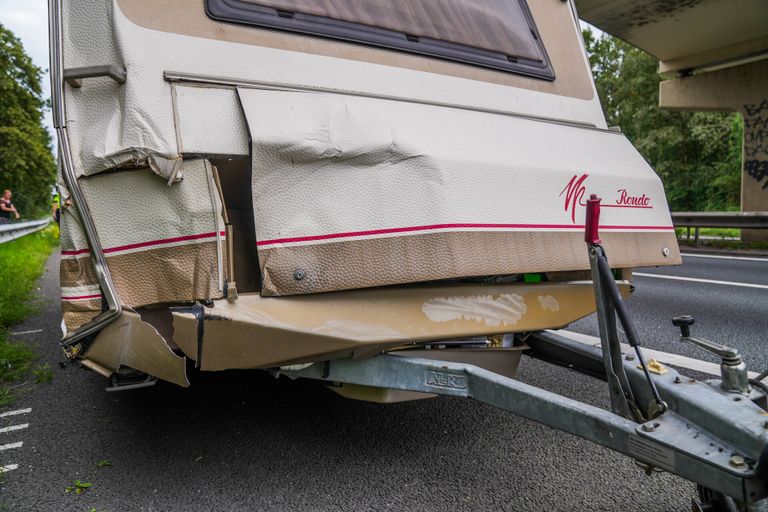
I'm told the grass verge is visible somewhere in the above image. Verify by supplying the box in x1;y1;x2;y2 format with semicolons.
675;227;741;239
676;227;768;251
680;239;768;251
0;224;60;406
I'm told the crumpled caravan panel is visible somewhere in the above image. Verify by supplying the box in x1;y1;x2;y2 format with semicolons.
65;160;226;309
60;204;102;332
239;88;679;296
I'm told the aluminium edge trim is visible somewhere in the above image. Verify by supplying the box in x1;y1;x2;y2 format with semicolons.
162;70;609;132
49;0;122;347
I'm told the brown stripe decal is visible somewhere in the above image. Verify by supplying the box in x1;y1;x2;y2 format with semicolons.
258;230;680;296
105;242;224;307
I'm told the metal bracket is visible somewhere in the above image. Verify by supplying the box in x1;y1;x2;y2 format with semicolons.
589;244;643;420
63;65;126;88
105;371;157;392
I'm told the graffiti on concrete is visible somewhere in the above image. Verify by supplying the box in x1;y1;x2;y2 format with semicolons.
743;99;768;190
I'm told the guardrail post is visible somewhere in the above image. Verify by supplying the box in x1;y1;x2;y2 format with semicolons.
694;227;700;247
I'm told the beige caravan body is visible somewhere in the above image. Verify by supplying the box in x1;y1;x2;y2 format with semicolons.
52;0;678;385
49;1;768;505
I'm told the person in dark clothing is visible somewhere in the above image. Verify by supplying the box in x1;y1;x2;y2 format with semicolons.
0;189;20;223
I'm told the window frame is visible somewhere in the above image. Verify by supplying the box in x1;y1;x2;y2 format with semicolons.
204;0;555;80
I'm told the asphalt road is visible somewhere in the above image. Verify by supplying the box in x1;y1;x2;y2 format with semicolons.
0;249;765;511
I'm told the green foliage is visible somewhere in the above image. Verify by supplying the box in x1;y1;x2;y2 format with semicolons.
0;23;56;218
65;480;93;495
583;29;742;212
0;224;59;405
0;224;59;326
96;459;112;468
33;363;53;383
0;332;34;384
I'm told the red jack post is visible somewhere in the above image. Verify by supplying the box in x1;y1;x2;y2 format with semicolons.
584;194;602;245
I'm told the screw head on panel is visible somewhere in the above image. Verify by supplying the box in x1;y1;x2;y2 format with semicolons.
729;455;746;468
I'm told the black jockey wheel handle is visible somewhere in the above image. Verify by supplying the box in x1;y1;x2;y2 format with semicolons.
672;315;695;338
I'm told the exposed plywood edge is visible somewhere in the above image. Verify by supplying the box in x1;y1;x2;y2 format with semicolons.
80;359;112;379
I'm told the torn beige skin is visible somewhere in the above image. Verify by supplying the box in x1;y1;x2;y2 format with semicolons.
172;281;628;372
83;311;189;387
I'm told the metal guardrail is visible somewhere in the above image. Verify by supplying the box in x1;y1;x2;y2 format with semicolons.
671;211;768;229
671;211;768;245
0;219;52;245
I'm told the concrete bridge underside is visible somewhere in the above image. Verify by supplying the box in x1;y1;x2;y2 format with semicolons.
576;0;768;241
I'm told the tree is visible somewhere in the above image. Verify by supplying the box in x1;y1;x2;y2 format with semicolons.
0;23;56;218
583;28;742;212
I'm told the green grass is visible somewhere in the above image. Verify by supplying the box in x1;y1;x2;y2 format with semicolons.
675;227;741;239
0;224;60;325
675;226;768;250
684;239;768;251
0;224;59;406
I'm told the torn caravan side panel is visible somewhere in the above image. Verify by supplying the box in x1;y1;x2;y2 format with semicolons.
59;203;102;333
75;160;227;308
59;159;227;337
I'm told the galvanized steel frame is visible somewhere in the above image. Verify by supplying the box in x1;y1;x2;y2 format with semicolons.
282;349;768;504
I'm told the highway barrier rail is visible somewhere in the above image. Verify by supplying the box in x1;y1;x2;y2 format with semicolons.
671;211;768;244
0;219;52;245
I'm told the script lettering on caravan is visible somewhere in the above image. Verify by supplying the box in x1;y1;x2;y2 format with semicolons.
560;173;654;223
615;188;651;207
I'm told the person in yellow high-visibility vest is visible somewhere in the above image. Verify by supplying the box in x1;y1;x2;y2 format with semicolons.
52;192;60;225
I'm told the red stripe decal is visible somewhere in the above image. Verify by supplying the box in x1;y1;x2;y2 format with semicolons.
601;205;653;209
62;231;226;256
256;223;674;247
61;248;90;256
61;294;102;301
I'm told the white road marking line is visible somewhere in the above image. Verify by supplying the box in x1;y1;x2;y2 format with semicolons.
552;330;761;379
9;329;43;336
682;253;768;263
0;423;28;434
0;408;31;418
0;464;18;473
0;442;22;451
634;272;768;290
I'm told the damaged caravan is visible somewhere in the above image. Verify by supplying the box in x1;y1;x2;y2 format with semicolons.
50;0;767;508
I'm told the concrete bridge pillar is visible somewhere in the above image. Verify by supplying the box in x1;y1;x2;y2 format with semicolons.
659;59;768;242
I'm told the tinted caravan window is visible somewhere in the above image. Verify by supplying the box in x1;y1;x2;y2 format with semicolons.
205;0;554;79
